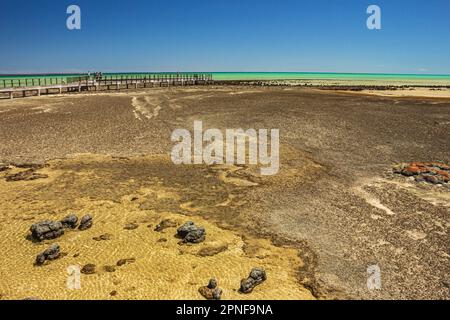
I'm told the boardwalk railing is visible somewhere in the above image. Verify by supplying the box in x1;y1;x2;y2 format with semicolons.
0;74;213;89
0;73;214;99
1;77;69;88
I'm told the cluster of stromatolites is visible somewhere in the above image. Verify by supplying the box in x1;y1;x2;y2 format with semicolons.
393;162;449;185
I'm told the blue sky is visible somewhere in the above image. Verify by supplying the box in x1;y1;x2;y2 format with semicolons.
1;0;449;74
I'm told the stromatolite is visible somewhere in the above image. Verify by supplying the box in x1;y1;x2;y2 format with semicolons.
60;214;78;229
198;278;223;300
177;221;206;244
30;220;64;241
35;244;61;266
239;268;267;294
78;214;93;231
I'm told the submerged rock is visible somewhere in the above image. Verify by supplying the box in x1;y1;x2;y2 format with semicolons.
5;169;48;182
60;214;78;229
13;163;45;170
124;223;139;230
184;229;206;243
154;219;177;232
30;220;64;241
177;221;206;244
35;244;61;266
0;164;9;172
197;245;228;257
103;265;116;273
81;264;96;274
93;233;113;241
177;221;198;238
239;268;267;294
116;258;136;267
199;278;223;300
78;214;93;231
35;253;46;266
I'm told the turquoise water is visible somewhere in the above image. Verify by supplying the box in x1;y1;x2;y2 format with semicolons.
210;72;450;81
1;72;450;88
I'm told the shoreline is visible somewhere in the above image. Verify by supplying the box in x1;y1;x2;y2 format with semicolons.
214;80;450;98
2;82;450;101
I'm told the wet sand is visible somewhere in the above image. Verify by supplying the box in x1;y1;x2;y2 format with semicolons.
0;87;449;300
341;88;450;99
0;155;314;300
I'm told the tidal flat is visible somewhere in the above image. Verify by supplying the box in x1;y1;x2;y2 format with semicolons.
0;86;448;300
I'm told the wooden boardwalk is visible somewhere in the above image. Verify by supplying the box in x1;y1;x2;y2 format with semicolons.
0;74;214;99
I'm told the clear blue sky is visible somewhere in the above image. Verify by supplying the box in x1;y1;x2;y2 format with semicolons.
1;0;449;74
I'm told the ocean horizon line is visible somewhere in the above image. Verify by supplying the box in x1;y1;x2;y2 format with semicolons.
1;71;450;77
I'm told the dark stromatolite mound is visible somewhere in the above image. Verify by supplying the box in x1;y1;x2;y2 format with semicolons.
60;214;78;229
35;244;61;266
239;268;267;294
116;258;136;267
0;163;9;172
30;220;64;241
81;264;96;274
198;278;223;300
78;214;93;230
124;223;139;230
103;265;116;273
154;219;177;232
184;229;207;243
177;221;206;244
93;233;113;241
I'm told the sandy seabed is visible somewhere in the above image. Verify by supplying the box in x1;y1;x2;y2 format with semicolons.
0;154;315;300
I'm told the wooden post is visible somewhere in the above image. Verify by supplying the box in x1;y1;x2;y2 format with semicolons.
37;89;41;96
9;91;13;99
